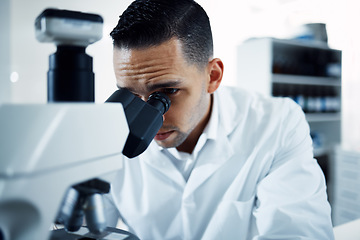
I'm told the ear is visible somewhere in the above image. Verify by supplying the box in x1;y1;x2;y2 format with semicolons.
207;58;224;94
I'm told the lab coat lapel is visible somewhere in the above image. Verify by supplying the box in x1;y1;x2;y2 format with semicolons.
141;142;186;189
140;87;242;195
183;130;234;198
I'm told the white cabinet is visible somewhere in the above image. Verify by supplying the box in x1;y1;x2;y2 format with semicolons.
236;37;342;205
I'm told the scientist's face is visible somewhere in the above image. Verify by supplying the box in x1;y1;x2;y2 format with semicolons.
113;38;223;153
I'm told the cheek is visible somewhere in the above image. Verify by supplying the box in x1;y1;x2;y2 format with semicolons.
163;99;189;126
164;95;200;127
164;103;184;123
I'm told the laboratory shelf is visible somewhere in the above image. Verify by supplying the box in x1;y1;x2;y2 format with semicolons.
272;74;341;87
313;147;329;157
305;112;342;122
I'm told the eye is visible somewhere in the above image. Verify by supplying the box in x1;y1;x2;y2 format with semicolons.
162;88;179;95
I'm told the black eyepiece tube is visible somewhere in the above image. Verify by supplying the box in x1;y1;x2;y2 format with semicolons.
48;46;95;102
106;88;171;158
147;91;170;114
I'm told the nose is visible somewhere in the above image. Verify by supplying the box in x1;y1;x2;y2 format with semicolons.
129;93;147;102
135;94;147;102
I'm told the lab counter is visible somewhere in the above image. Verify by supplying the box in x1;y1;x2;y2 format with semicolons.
334;218;360;240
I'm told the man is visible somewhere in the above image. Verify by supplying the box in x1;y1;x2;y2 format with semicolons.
105;0;334;239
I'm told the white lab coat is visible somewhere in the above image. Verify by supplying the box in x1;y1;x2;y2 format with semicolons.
105;86;334;240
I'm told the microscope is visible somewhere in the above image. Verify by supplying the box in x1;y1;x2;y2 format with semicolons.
0;9;170;240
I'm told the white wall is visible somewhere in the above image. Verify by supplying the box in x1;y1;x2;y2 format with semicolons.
198;0;347;85
5;0;350;101
8;0;133;103
200;0;360;152
3;0;360;151
340;0;360;151
6;0;311;103
0;0;11;104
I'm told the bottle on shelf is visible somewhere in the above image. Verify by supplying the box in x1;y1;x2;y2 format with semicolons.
314;87;323;113
306;87;317;113
319;87;327;112
293;85;306;111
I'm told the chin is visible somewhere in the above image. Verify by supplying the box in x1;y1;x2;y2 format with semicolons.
155;137;182;149
155;140;176;149
155;130;188;149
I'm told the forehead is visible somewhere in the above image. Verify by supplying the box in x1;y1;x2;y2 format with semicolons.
113;38;198;93
113;38;186;70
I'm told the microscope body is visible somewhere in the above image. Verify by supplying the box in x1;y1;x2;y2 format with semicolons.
0;8;170;239
0;103;129;240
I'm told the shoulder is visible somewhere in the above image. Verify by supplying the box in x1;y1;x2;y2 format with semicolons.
215;86;309;155
216;86;302;123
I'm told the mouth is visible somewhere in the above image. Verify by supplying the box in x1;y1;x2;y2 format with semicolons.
154;130;174;141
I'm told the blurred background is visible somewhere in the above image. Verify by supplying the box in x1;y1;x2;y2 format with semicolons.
0;0;359;227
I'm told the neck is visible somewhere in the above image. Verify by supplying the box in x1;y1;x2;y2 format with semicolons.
176;95;213;154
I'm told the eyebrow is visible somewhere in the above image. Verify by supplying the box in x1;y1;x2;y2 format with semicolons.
147;80;181;92
117;80;182;94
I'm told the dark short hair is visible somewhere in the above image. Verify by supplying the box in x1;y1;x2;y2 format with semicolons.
110;0;213;68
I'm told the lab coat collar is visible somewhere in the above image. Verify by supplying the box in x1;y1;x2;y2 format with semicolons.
157;93;219;158
192;86;242;141
216;86;242;136
183;87;239;196
142;141;186;188
201;93;218;141
140;86;241;191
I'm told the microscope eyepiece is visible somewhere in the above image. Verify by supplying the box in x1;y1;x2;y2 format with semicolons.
106;88;171;158
147;92;171;115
